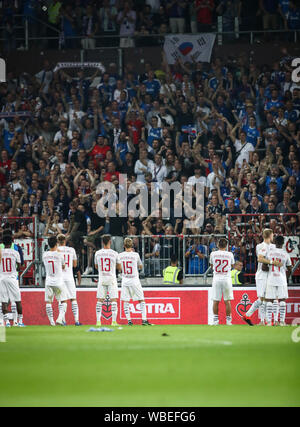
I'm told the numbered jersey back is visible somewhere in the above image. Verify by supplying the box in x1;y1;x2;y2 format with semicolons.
43;250;64;282
117;251;143;285
0;248;21;278
94;249;119;279
267;247;291;286
58;246;77;276
210;250;235;279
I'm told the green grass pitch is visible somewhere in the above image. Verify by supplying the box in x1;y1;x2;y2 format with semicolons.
0;324;299;407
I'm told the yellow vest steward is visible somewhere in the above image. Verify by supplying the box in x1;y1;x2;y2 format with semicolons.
163;266;180;285
231;269;242;285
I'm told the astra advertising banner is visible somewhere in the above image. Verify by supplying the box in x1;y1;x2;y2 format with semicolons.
18;287;300;326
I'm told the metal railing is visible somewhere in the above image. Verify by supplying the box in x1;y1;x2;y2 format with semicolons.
227;213;300;281
0;15;299;50
75;234;227;280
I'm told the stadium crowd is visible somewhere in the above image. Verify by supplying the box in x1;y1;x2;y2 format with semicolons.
1;0;300;51
0;1;299;278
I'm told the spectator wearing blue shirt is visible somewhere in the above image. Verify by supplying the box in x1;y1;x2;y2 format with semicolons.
143;70;161;100
185;238;208;275
287;159;300;187
284;99;299;122
259;164;289;194
286;1;300;29
264;89;284;114
97;72;114;102
115;132;135;164
278;0;291;24
147;116;163;147
242;116;261;148
2;122;16;155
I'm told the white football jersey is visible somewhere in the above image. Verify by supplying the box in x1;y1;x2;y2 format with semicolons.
267;247;291;286
256;241;276;277
58;245;77;277
94;248;119;279
0;248;21;278
210;250;235;279
117;251;143;286
43;250;65;283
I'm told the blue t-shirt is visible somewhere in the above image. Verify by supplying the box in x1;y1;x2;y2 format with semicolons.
147;127;162;147
265;176;284;193
242;125;260;147
143;79;161;99
187;245;208;274
279;0;290;14
287;8;300;29
2;129;15;155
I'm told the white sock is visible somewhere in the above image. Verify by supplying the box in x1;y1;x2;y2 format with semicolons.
226;315;232;324
0;304;3;322
123;302;131;321
213;314;219;324
96;301;102;322
279;301;286;324
140;301;147;321
58;302;67;322
46;304;54;324
72;301;79;323
11;303;18;324
266;302;273;324
58;302;66;322
273;300;279;322
258;302;266;322
18;314;23;324
246;299;262;317
111;301;118;322
3;313;9;324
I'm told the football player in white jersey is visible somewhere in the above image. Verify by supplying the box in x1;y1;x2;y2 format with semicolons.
242;229;282;326
265;235;292;326
42;235;69;326
94;235;120;327
117;237;152;326
0;234;24;327
57;234;82;326
210;238;235;325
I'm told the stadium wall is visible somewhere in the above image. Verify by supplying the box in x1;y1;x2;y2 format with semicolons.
6;42;300;76
18;287;300;326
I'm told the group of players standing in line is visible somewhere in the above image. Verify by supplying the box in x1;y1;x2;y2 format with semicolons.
0;228;292;327
211;229;292;327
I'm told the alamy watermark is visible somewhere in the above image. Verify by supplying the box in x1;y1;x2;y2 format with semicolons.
0;58;6;83
95;174;205;229
291;58;300;83
291;318;300;343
